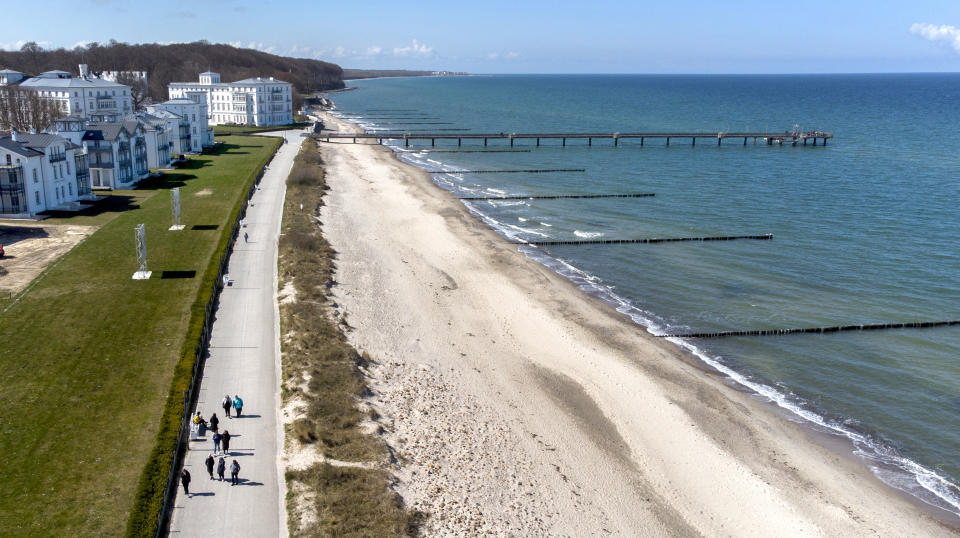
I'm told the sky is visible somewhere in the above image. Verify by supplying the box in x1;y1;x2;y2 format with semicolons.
3;0;960;73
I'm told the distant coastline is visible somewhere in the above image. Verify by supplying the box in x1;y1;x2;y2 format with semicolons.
342;68;469;80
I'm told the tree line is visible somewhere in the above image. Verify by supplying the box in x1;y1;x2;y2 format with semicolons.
0;40;345;105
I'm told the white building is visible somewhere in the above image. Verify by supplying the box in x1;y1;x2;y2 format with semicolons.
0;131;92;217
4;65;133;121
144;107;190;156
79;121;149;190
168;72;293;127
148;97;212;152
126;112;174;169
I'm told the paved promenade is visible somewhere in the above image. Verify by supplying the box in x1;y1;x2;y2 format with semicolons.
168;130;305;537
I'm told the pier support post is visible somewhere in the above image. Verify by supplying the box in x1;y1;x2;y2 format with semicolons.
614;137;618;147
666;137;670;146
718;137;722;146
405;137;409;147
692;137;695;146
823;138;827;146
536;138;540;147
484;137;488;147
744;137;747;146
588;137;592;147
458;138;462;147
432;138;435;147
803;138;807;146
352;137;356;144
562;138;566;147
640;137;644;147
510;137;514;147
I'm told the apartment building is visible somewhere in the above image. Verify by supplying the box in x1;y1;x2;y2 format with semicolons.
0;131;91;217
168;71;293;127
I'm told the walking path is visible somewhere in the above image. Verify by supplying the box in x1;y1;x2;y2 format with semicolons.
168;130;305;537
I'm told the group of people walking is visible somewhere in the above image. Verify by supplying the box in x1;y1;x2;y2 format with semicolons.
180;394;247;496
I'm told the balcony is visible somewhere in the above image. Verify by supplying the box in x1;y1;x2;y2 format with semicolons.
49;152;66;163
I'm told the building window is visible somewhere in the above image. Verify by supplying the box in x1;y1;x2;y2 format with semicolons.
69;183;73;196
33;169;37;181
35;191;41;205
4;154;9;165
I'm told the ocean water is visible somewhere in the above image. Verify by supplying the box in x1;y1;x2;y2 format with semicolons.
328;74;960;518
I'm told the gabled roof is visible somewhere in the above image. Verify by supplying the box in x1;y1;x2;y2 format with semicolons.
0;69;23;74
0;136;45;158
84;122;130;142
199;71;218;76
15;133;64;148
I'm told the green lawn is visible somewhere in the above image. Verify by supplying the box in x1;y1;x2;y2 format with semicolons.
0;136;279;536
213;122;310;136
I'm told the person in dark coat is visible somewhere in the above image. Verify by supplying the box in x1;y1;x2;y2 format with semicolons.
230;460;241;486
212;431;222;455
180;468;191;496
217;456;226;481
232;395;243;417
221;430;231;454
205;453;215;479
209;413;219;433
222;395;232;418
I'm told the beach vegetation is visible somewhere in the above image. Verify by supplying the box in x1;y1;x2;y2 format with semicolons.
279;139;423;535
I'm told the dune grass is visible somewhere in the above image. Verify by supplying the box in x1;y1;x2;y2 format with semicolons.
279;139;423;536
0;137;279;536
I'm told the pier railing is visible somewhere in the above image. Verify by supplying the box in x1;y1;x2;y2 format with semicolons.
315;130;832;147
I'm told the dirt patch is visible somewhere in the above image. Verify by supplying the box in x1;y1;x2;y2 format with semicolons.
194;188;213;197
0;222;98;295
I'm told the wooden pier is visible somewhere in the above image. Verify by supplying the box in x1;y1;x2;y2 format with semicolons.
660;320;960;339
315;130;833;148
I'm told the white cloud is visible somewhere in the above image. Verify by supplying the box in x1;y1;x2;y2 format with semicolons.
393;39;433;57
72;40;95;50
486;52;499;60
0;40;52;51
366;46;383;56
910;23;960;53
505;51;520;59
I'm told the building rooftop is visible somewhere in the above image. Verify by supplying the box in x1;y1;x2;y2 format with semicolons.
0;136;45;158
0;69;23;74
19;76;129;89
15;133;64;148
84;123;130;142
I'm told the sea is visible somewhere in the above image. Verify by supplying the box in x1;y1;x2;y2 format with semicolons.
327;74;960;519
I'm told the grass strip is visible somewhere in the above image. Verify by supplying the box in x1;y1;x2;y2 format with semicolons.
0;137;279;537
278;139;423;535
125;136;281;537
214;122;311;136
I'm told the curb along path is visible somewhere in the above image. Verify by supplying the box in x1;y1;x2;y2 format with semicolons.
168;130;306;537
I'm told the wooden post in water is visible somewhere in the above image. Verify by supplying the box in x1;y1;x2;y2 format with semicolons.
666;137;670;146
562;138;566;147
743;137;747;146
588;137;592;147
692;137;696;147
484;137;488;147
640;137;644;147
458;138;462;147
536;138;540;147
431;138;435;147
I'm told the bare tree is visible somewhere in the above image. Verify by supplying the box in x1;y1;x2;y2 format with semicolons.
19;42;44;75
115;72;149;110
0;86;65;132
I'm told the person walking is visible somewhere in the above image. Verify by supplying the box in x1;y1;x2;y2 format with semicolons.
230;459;241;486
222;395;232;418
217;456;226;481
243;231;248;242
212;431;222;455
205;453;215;479
222;430;231;454
209;412;219;433
180;468;191;496
232;395;243;418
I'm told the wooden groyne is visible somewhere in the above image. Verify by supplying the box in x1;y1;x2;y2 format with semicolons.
374;122;455;125
526;234;773;246
423;149;533;153
316;130;833;148
370;128;473;132
660;320;960;339
428;168;585;174
461;193;655;201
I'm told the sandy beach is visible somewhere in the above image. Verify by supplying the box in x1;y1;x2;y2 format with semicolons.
316;111;957;536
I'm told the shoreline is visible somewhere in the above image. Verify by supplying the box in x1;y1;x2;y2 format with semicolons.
316;111;958;535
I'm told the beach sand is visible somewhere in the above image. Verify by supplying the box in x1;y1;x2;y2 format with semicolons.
316;112;957;536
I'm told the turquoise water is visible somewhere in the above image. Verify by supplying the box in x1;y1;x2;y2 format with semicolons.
329;74;960;517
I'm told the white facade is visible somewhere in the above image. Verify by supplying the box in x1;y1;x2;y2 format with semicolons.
80;122;149;190
148;97;212;152
145;107;190;156
0;132;91;217
127;113;174;169
6;65;133;121
168;72;293;127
